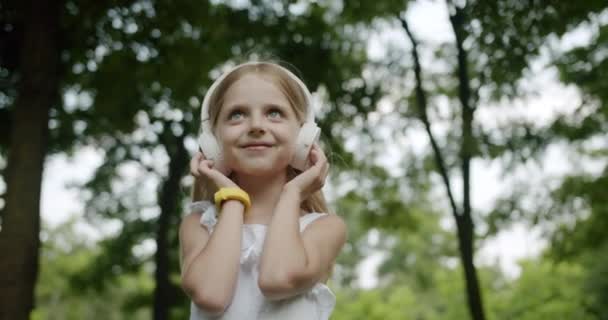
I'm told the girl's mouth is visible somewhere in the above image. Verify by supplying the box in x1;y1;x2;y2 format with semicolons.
244;145;271;151
245;146;270;150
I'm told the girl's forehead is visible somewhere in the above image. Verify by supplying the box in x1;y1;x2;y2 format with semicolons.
222;73;290;107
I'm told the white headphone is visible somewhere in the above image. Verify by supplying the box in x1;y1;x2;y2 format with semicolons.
198;61;321;172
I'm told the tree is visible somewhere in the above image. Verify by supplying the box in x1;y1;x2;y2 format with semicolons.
337;1;608;319
0;1;62;318
478;4;608;316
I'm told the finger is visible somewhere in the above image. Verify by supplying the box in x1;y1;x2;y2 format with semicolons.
322;163;330;180
197;160;214;175
308;147;319;165
311;148;326;169
315;144;327;163
318;159;329;187
308;152;322;173
204;165;237;188
190;154;202;177
319;158;329;179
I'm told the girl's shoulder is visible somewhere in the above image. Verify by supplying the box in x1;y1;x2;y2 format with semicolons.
299;212;330;231
299;212;345;233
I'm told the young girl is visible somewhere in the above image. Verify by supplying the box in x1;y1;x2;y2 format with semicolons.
179;61;347;320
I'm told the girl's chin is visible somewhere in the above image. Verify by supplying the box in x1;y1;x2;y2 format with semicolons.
230;165;290;178
227;158;292;174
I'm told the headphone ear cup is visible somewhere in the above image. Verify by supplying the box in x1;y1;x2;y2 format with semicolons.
198;131;231;175
198;131;221;161
291;122;321;171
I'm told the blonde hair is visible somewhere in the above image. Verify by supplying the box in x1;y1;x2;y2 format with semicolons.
192;61;331;214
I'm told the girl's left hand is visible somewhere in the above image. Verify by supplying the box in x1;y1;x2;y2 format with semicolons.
190;151;237;189
284;144;329;200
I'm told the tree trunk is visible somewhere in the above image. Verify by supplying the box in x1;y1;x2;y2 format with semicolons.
153;133;188;320
0;0;62;319
455;213;485;320
449;2;486;319
402;3;487;318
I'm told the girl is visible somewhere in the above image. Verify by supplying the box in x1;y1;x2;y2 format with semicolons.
179;61;347;320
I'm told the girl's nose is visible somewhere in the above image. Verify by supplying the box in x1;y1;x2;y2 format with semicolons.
249;113;266;135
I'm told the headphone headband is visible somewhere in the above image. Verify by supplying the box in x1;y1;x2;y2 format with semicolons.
200;61;315;132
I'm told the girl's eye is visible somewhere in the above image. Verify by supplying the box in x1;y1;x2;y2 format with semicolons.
228;110;245;121
268;109;283;119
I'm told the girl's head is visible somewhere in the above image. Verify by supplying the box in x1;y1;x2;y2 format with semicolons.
206;62;308;177
193;61;330;213
207;62;308;129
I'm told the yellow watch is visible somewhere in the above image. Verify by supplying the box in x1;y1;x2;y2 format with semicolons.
214;187;251;213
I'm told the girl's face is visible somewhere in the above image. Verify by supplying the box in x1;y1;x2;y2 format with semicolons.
215;73;301;177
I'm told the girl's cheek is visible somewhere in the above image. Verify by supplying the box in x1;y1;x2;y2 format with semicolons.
224;155;239;172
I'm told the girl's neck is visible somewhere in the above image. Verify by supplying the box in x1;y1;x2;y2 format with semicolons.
234;170;294;224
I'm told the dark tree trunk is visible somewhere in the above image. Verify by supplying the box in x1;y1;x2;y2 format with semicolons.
402;2;487;318
448;2;486;319
455;211;485;320
153;133;188;320
0;0;62;319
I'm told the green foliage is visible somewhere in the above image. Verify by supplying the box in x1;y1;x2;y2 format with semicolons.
333;259;599;320
582;242;608;318
556;23;608;103
552;22;608;145
37;217;602;320
467;1;607;100
540;14;608;314
332;286;431;320
339;0;410;24
549;168;608;258
490;260;596;320
34;219;154;320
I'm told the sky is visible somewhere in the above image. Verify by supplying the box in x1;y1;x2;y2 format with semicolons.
37;0;597;289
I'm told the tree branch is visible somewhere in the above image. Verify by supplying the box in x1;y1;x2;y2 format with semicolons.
399;15;460;218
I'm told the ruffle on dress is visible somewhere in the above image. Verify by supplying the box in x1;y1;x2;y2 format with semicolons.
189;200;216;230
188;200;213;214
257;283;336;320
239;226;260;270
307;284;336;319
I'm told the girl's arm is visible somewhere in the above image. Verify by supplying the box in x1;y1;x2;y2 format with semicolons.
179;200;245;314
257;186;347;300
181;151;244;313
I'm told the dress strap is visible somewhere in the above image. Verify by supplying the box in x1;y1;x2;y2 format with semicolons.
299;212;328;232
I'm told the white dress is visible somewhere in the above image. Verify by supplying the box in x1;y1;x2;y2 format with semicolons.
188;201;336;320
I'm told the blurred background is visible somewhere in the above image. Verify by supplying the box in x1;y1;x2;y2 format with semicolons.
1;0;607;319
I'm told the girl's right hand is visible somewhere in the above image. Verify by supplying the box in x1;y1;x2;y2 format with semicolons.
190;151;237;189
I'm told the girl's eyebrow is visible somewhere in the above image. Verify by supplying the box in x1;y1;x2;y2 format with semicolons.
223;103;249;112
262;102;291;110
225;102;288;111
